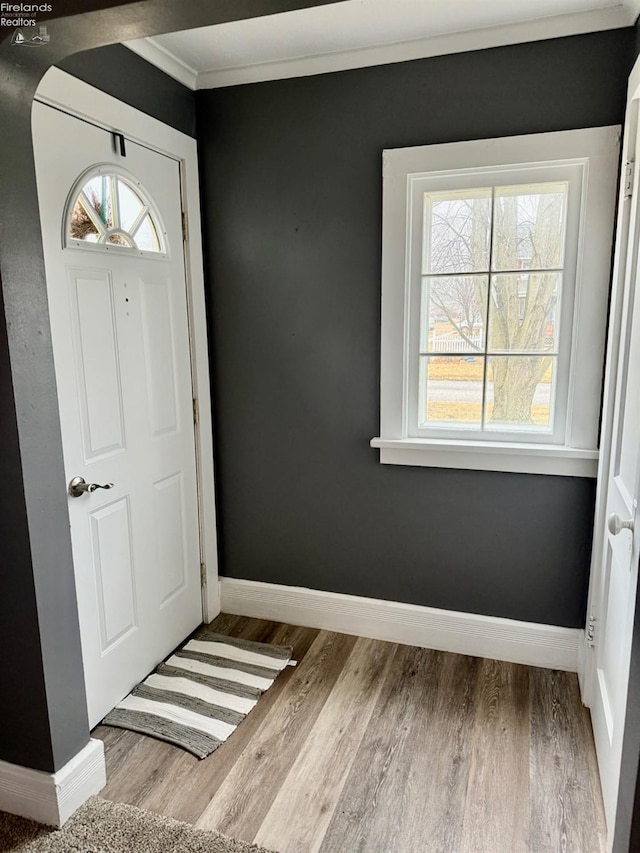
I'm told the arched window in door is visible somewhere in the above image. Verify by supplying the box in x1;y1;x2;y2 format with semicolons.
65;166;168;255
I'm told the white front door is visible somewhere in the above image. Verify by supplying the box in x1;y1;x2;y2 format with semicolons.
586;71;640;843
32;102;203;726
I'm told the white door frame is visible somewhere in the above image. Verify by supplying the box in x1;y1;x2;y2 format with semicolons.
33;66;220;621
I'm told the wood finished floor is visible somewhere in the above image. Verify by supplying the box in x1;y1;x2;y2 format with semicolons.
93;613;607;853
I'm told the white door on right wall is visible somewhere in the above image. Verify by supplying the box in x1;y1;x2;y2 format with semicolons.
585;64;640;846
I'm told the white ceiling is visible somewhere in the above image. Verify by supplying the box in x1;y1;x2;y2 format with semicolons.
125;0;640;90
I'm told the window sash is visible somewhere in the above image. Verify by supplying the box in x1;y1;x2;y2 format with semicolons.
405;162;584;444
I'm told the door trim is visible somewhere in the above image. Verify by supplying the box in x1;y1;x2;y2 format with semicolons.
33;66;220;621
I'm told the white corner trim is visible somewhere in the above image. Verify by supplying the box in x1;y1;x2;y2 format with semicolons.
189;7;630;90
0;738;106;827
124;38;198;90
221;578;582;672
370;437;599;477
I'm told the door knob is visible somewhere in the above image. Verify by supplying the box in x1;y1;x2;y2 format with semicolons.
607;513;635;536
68;476;114;498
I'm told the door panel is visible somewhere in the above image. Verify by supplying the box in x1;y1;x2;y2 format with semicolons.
71;268;126;458
33;101;202;726
90;497;138;649
139;275;179;436
154;472;188;605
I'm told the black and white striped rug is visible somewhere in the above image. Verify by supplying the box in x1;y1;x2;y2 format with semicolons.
102;632;293;759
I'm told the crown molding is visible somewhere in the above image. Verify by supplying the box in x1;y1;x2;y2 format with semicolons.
125;37;197;90
126;5;634;91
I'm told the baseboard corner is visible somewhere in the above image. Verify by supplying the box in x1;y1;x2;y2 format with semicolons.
0;737;106;827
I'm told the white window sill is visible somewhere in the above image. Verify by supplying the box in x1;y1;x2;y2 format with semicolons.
370;437;598;477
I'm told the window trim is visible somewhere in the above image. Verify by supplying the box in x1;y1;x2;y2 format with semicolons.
371;127;621;477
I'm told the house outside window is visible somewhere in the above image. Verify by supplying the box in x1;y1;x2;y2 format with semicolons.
371;127;620;476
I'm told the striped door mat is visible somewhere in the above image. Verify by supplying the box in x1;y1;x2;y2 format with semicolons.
102;631;293;759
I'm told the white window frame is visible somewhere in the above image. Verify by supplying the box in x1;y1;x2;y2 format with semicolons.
371;127;620;477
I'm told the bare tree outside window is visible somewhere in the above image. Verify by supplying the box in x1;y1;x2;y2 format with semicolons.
420;182;566;429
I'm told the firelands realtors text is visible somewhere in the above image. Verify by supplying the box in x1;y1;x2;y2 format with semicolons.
1;3;51;26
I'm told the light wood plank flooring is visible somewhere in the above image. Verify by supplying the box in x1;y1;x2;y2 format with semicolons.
93;613;607;853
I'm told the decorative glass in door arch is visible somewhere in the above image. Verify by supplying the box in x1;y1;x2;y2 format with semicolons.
65;166;168;255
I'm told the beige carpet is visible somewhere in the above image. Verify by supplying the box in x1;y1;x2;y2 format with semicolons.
0;797;276;852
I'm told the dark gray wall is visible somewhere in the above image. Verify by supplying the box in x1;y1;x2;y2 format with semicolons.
0;286;56;770
59;43;196;137
0;0;344;776
197;29;633;629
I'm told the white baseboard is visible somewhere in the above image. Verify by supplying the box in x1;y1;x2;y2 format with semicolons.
0;738;106;827
221;578;582;672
